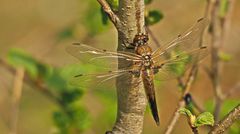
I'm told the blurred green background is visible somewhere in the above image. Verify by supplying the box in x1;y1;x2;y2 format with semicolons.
0;0;240;134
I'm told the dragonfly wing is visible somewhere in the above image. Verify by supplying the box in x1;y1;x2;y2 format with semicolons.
68;68;142;89
66;43;142;69
153;46;208;81
151;18;209;61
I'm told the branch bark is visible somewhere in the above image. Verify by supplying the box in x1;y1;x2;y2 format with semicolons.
209;104;240;134
114;0;147;134
97;0;147;133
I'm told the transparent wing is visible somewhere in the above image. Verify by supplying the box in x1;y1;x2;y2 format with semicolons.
151;18;209;62
68;68;142;89
66;43;142;69
154;46;208;80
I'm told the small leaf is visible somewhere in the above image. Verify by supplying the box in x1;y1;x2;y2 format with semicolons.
7;48;51;79
168;51;190;76
100;8;109;25
229;122;240;134
83;1;109;36
144;0;153;5
179;108;196;125
145;10;163;26
194;112;214;127
58;26;74;40
218;51;232;62
179;108;193;117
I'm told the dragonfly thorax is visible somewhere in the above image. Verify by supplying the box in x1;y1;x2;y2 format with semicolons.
142;55;152;67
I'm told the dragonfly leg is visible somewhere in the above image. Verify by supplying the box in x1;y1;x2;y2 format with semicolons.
152;64;164;74
130;70;141;77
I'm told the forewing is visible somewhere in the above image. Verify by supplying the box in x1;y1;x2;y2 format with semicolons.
151;18;209;62
68;68;143;89
154;46;208;80
66;43;141;69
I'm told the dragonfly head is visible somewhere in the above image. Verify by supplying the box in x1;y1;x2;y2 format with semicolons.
133;33;149;47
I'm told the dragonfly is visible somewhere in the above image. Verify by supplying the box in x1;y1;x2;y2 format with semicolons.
66;18;209;126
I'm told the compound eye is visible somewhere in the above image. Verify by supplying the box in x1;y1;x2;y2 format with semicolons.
143;37;149;43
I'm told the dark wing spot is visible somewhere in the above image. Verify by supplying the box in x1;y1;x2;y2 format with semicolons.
102;49;107;52
178;34;181;38
72;42;81;45
108;71;112;73
75;74;83;77
197;18;204;22
154;63;164;70
200;46;207;49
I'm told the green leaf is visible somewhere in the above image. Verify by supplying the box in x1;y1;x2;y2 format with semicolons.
144;0;153;5
218;51;232;62
145;10;163;26
100;8;109;25
194;112;214;127
168;51;191;76
219;0;229;17
179;108;193;117
58;26;74;40
229;122;240;134
107;0;118;11
7;48;51;79
82;1;110;36
179;108;196;125
100;0;118;25
53;111;70;129
61;90;83;104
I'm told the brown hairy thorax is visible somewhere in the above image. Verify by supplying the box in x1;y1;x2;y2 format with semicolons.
132;33;152;55
135;45;152;55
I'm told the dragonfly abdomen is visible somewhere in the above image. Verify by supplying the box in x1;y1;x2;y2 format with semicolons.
142;69;160;125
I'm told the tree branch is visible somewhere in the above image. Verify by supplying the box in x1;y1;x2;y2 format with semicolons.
97;0;122;30
165;67;198;134
146;26;161;47
209;104;240;134
164;0;211;131
99;0;147;133
10;67;24;134
209;0;235;122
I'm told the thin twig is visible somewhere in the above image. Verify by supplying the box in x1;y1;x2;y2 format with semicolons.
165;67;198;134
0;58;64;113
209;0;235;122
209;104;240;134
192;127;199;134
165;100;185;134
146;26;161;47
9;68;25;134
96;0;122;29
164;0;211;131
